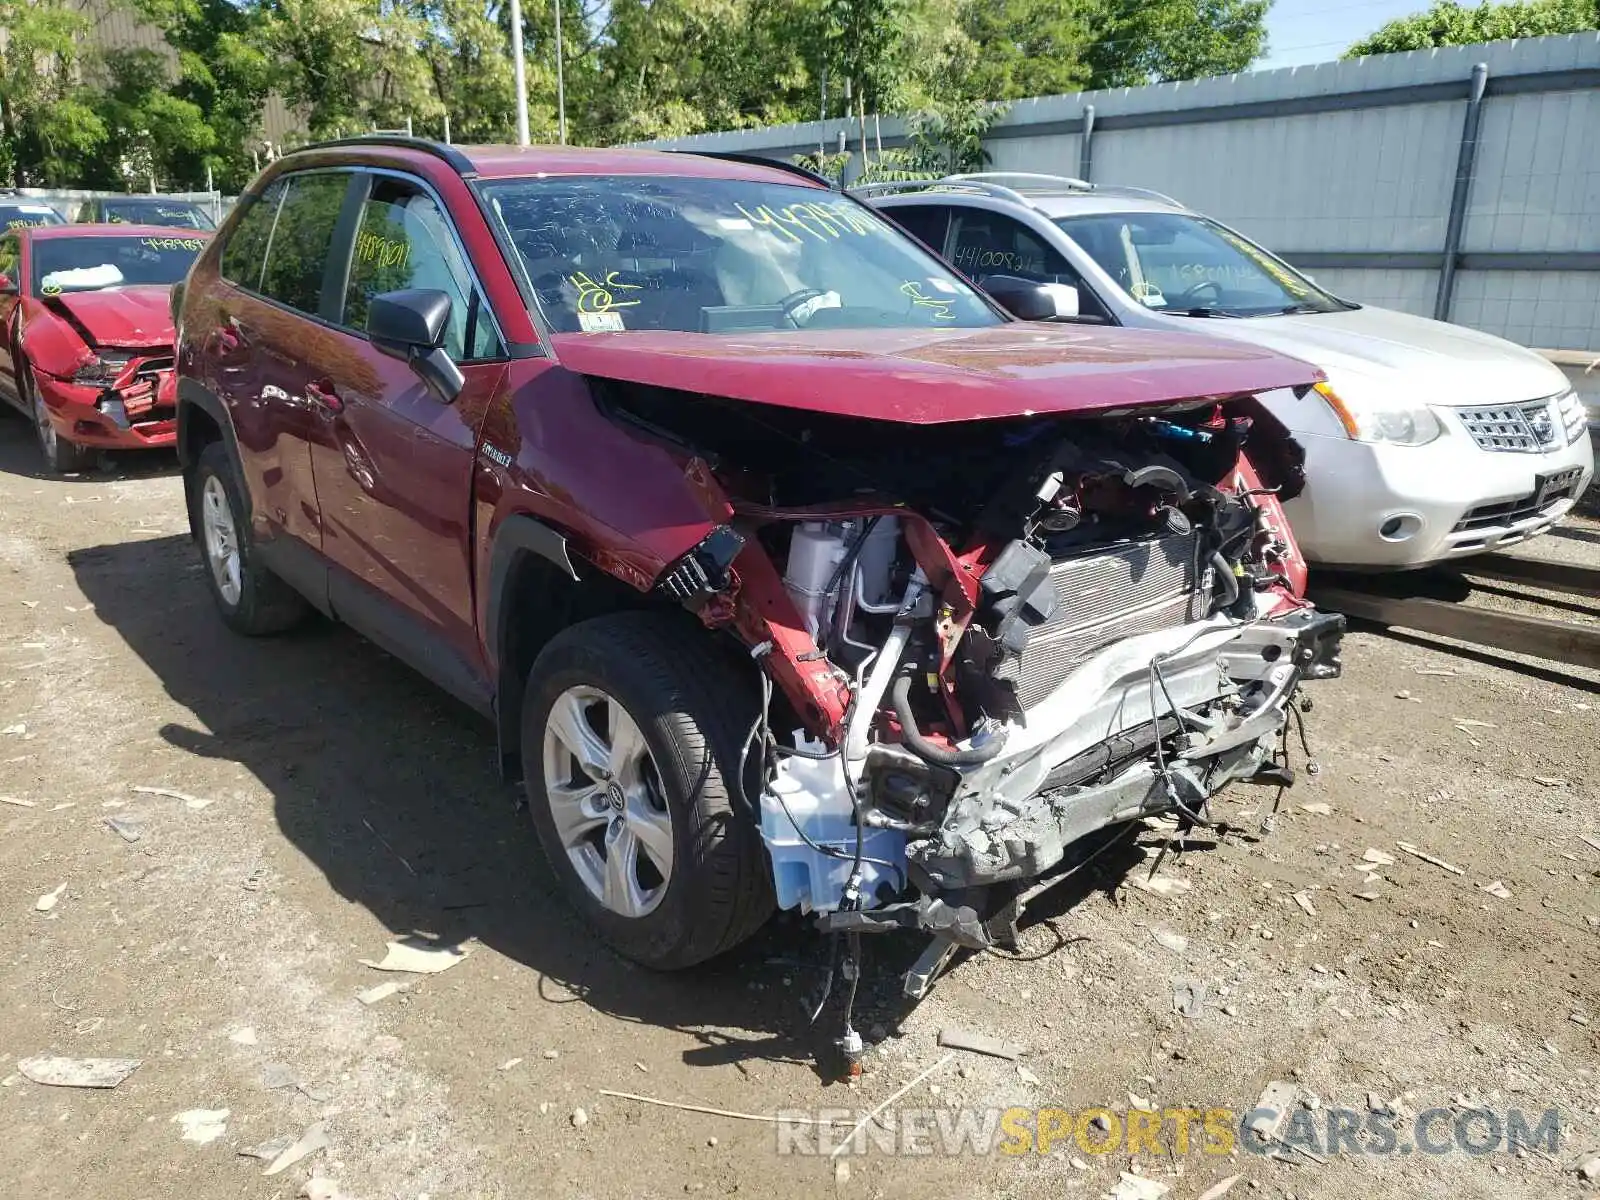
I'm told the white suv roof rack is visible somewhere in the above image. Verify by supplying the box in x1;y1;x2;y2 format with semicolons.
852;172;1183;211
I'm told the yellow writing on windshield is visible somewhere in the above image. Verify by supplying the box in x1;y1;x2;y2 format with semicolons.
900;280;956;321
140;237;204;251
356;229;411;270
569;270;641;314
6;218;49;229
1212;227;1310;300
735;200;880;245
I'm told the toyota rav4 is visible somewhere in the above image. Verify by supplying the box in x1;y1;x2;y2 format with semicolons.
174;139;1344;1049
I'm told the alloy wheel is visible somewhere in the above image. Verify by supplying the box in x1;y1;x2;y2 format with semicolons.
200;473;243;606
541;685;674;919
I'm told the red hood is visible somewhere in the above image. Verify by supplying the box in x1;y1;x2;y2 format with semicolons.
549;324;1324;424
37;287;175;348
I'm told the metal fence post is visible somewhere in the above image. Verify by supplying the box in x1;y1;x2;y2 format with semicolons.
1435;62;1489;322
1078;104;1095;183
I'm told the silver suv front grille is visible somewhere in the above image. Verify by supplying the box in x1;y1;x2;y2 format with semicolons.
1456;398;1562;453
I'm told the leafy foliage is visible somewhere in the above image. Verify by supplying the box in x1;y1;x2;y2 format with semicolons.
0;0;1278;190
1346;0;1598;55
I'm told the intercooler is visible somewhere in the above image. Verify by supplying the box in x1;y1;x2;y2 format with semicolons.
996;533;1208;709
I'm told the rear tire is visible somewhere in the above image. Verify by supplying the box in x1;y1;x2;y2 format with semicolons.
522;612;773;970
192;440;310;636
23;362;95;474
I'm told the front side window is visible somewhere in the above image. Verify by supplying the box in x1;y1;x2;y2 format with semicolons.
342;176;502;360
481;175;1000;335
1056;211;1348;317
220;179;285;291
0;236;19;286
257;173;350;315
99;199;215;230
31;234;207;295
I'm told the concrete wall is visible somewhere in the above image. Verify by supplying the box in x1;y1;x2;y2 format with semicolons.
644;34;1600;355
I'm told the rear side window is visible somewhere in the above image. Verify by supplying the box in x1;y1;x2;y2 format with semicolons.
220;179;285;291
257;172;349;315
342;176;503;360
949;211;1073;282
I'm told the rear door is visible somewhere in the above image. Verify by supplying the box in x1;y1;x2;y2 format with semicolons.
309;170;507;711
0;233;21;405
202;169;359;603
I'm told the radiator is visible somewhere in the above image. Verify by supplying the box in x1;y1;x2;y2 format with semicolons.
997;533;1207;709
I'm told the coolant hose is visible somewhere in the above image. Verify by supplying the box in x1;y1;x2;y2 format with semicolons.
844;568;927;766
890;673;1006;768
1210;550;1240;610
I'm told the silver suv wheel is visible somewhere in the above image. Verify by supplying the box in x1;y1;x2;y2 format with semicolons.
541;685;674;919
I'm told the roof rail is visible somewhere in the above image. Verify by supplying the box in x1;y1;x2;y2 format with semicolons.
298;136;477;176
946;172;1093;193
848;178;1035;207
1088;183;1184;207
951;173;1183;208
671;150;837;190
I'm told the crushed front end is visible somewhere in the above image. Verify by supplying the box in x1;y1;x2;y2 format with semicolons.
34;350;180;450
622;376;1344;1062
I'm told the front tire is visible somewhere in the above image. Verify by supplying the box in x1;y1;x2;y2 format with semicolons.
192;441;310;636
522;613;773;970
23;362;94;474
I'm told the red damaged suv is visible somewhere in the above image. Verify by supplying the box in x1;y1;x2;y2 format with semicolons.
174;139;1342;1034
0;224;208;471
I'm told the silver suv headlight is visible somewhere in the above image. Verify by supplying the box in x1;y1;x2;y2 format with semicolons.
1553;388;1587;446
1313;381;1443;447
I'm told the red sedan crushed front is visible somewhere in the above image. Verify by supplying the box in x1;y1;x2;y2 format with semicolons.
15;227;208;454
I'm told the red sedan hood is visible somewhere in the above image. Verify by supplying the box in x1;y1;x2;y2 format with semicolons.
549;324;1323;424
39;287;174;348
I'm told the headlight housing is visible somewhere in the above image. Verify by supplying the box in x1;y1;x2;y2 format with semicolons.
72;353;131;388
1314;381;1443;447
1553;388;1588;446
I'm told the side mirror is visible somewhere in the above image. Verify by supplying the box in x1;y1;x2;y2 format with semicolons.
980;274;1072;322
1040;282;1079;319
0;272;16;295
367;288;464;403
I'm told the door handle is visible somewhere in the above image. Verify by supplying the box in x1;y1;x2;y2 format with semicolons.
306;380;344;414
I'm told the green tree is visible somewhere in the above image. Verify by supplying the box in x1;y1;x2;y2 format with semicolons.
0;0;105;185
955;0;1092;101
1347;0;1597;55
130;0;275;189
1082;0;1272;89
260;0;438;141
82;48;217;190
412;0;518;143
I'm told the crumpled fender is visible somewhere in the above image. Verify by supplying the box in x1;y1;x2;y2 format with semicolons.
19;302;91;379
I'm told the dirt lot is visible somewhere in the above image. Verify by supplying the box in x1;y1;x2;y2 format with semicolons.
1;416;1597;1200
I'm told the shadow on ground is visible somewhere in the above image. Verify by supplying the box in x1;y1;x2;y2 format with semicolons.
0;408;181;482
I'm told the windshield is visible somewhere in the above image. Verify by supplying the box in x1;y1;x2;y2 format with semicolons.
1055;212;1349;317
101;200;215;230
482;175;1001;335
0;203;64;230
32;234;206;295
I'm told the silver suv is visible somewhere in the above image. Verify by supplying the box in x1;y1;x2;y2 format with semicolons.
864;174;1593;568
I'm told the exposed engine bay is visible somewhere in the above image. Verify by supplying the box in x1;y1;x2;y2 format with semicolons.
612;378;1345;1057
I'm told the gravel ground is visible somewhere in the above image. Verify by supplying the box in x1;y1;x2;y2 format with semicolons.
1;415;1597;1200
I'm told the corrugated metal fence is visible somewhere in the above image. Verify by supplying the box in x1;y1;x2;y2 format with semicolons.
644;34;1600;356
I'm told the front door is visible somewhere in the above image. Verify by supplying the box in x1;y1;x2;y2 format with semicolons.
310;171;507;710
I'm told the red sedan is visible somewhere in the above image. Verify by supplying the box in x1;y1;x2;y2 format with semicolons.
0;224;209;472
